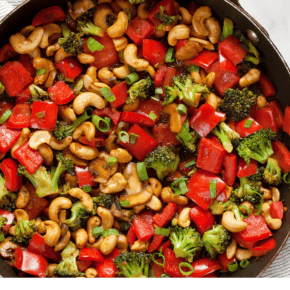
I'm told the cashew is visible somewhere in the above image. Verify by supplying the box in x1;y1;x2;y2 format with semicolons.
98;67;117;85
115;0;136;16
68;188;94;212
148;178;162;197
113;64;130;79
40;24;62;49
261;187;272;200
116;234;128;253
10;27;44;54
137;2;148;19
46;42;60;57
93;4;116;32
177;207;191;228
191;71;203;84
163;103;183;133
256;95;267;109
176;41;203;61
161;187;188;205
47;264;58;277
105;130;119;152
100;235;118;255
54;230;71;252
48;197;73;224
69;142;99;160
86;236;104;249
0;237;24;259
178;7;192;25
235;247;252;261
65;173;79;188
206;92;221;110
100;173;127;194
89;158;110;183
136;65;156;79
58;106;77;124
239;69;261;87
154;29;166;38
226;239;237;260
261;203;282;230
16;185;30;209
146;195;162;211
32;57;49;85
124;44;149;70
69;0;96;19
87;216;101;244
205;17;221;44
73;122;96;142
28;47;41;58
54;47;73;63
29;130;51;150
77;53;96;64
72;228;88;249
167;24;190;46
204;72;216;88
110;148;132;163
49;135;72;151
240;201;254;215
130;240;149;252
192;6;212;37
73;92;105;114
97;206;114;230
221;211;248;233
37;144;53;166
123;162;142;195
20;25;35;37
59;210;67;224
99;151;118;176
44;69;57;89
40;220;61;247
85;268;98;278
270;187;280;202
9;209;29;235
107;11;128;38
62;148;89;167
188;37;214;50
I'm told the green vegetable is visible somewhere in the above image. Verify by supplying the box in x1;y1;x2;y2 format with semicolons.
209;180;217;198
221;18;234;41
92;115;111;132
87;37;104;52
100;87;116;102
179;262;194;276
28;84;49;104
209;200;243;221
263;158;282;186
0;175;17;212
107;157;117;166
0;215;7;242
58;32;83;55
77;18;104;36
136;162;149;182
11;219;37;245
148;111;157;121
154;226;170;236
177;104;187;115
102;228;119;238
126;77;154;104
244;119;253;128
165;47;175;63
92;226;104;238
0;109;12;124
126;72;139;85
228;261;239;272
92;193;113;209
119;131;129;143
154;6;182;26
177;120;199;153
240;259;250;268
35;68;47;76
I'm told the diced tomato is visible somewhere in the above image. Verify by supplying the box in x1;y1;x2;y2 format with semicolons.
47;81;75;105
164;248;186;277
266;101;284;129
16;85;31;103
218;253;236;272
75;166;98;188
154;65;167;87
18;54;35;78
148;0;176;26
77;260;93;272
55;57;83;79
79;248;104;262
223;153;237;186
148;234;165;253
7;103;31;129
127;226;136;244
136;99;163;123
0;124;21;154
120;111;155;127
151;259;165;277
94;108;121;126
0;209;14;231
190;257;221;277
219;45;237;73
0;44;17;63
153;203;178;228
162;67;177;97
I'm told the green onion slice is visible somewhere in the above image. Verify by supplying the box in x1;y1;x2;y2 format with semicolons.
184;160;196;168
189;65;200;73
209;180;217;198
165;47;175;63
152;252;165;268
155;87;163;94
177;104;187;115
254;192;264;215
228;261;238;272
125;72;139;85
119;131;129;143
119;200;130;207
82;185;92;192
154;226;170;237
92;226;104;238
102;228;119;238
92;115;111;132
136;162;149;181
179;262;194;276
107;157;117;166
283;172;290;184
239;205;251;218
87;37;104;52
0;232;5;243
244;119;253;128
151;96;160;101
0;109;12;124
36;68;47;76
240;259;250;269
61;23;71;38
148;111;158;122
100;87;116;102
129;133;139;144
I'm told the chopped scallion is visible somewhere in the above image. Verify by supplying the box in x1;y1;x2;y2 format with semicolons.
179;262;194;276
177;104;187;115
184;160;196;168
244;119;253;128
209;180;217;198
36;68;47;76
92;115;111;132
100;87;116;102
107;157;117;166
92;226;104;238
155;87;163;94
119;131;129;143
165;47;175;63
148;111;158;122
136;162;149;181
87;37;104;52
82;185;92;192
228;261;238;272
102;228;119;238
125;72;139;85
240;259;250;269
119;200;130;207
0;109;12;124
154;226;170;237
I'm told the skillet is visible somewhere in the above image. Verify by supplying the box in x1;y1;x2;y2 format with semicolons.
0;0;290;278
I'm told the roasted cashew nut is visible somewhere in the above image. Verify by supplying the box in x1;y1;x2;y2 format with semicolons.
98;67;117;85
235;247;253;261
86;236;104;249
87;216;101;244
261;203;282;230
161;187;188;205
40;221;61;247
116;234;128;253
148;178;162;197
115;0;136;16
163;103;183;133
37;144;53;166
0;237;24;259
107;11;128;38
261;187;272;200
54;47;73;63
97;206;114;230
124;44;149;70
136;65;156;79
146;195;162;211
100;234;118;255
48;197;73;224
137;2;148;19
271;187;280;202
226;239;237;260
77;53;96;64
130;240;149;252
73;122;96;142
28;47;41;58
98;151;118;176
33;57;50;85
85;268;98;278
9;209;29;235
239;69;261;87
68;0;96;19
20;25;35;37
39;23;62;49
256;95;267;109
29;130;51;150
110;148;133;163
69;142;99;160
221;211;248;233
68;188;94;212
73;92;106;114
168;24;190;46
206;92;221;110
16;185;30;209
175;41;203;61
105;130;119;152
113;64;130;79
58;106;77;124
72;228;88;249
240;201;254;215
89;158;110;183
44;69;57;89
177;207;191;228
54;230;71;252
10;27;44;54
49;135;73;150
205;17;221;44
62;148;89;167
112;36;128;51
178;7;192;25
100;173;128;194
46;42;60;57
47;264;58;277
65;173;79;187
93;4;116;32
192;6;212;37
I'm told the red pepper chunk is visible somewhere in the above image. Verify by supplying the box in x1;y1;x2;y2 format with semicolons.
259;73;275;97
47;81;75;105
255;108;278;132
77;260;93;272
7;103;31;129
219;45;237;73
189;206;215;235
30;101;58;131
183;50;219;70
0;209;14;231
55;57;83;79
152;123;180;147
237;158;258;178
0;158;22;192
31;6;67;26
147;0;176;26
94;108;121;126
127;226;136;244
75;166;98;188
18;54;36;77
27;233;60;261
16;85;31;103
151;259;165;277
133;211;155;242
154;65;167;87
94;248;119;278
119;124;158;161
136;99;163;123
79;248;104;262
0;124;21;154
223;152;237;186
162;67;177;97
143;39;167;67
157;240;171;254
270;202;284;220
148;234;165;253
186;169;226;210
153;203;178;228
110;81;129;109
218;252;236;271
14;248;48;278
235;117;262;138
120;111;155;127
190;257;221;277
272;141;290;173
14;141;43;174
283;106;290;136
252;238;276;257
0;44;17;64
164;248;186;277
0;61;33;96
266;101;284;129
189;103;225;137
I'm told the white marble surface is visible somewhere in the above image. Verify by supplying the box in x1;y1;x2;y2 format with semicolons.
0;0;290;278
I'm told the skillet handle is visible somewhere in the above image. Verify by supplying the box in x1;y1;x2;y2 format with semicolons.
227;0;270;38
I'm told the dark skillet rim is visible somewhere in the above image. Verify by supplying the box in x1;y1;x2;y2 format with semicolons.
0;0;290;278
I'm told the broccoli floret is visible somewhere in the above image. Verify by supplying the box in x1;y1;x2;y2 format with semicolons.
54;241;84;277
209;200;243;221
76;18;104;36
145;146;180;180
53;107;94;140
28;84;49;104
11;219;37;245
263;158;282;186
65;201;91;231
17;165;55;198
237;128;276;164
0;215;7;242
169;225;203;262
212;122;241;153
92;193;113;209
126;77;154;104
58;32;83;55
163;75;210;107
176;120;199;153
219;88;256;121
154;6;181;26
51;153;75;192
248;166;264;182
0;175;17;212
114;252;153;278
202;225;231;259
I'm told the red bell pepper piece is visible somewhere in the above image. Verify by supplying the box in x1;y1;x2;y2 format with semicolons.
283;106;290;135
272;141;290;173
143;39;167;67
0;61;33;96
186;169;226;210
219;45;237;73
223;153;237;186
157;240;171;254
189;206;215;235
30;101;58;131
126;17;155;45
23;182;49;220
79;136;100;147
270;202;284;220
136;99;163;123
0;209;14;231
154;65;167;87
0;158;22;192
219;35;248;66
84;33;119;69
190;257;222;277
232;232;258;249
237;158;258;178
94;248;119;278
216;188;228;202
0;124;21;154
178;158;195;176
16;85;31;103
148;0;176;26
94;108;121;126
252;238;276;257
120;111;155;127
47;81;75;105
162;67;177;97
7;103;31;129
183;50;219;70
27;233;60;261
0;44;17;63
196;137;226;174
152;123;180;146
187;2;199;15
255;108;278;132
79;248;104;262
235;117;262;138
153;203;178;228
127;226;136;244
14;141;43;174
55;57;83;79
164;248;186;277
266;101;284;129
18;54;35;77
218;252;236;271
14;247;47;278
133;211;155;242
119;124;158;161
234;214;272;244
259;73;275;97
151;259;165;277
31;6;66;26
148;234;165;253
207;61;240;96
189;103;225;137
77;260;93;272
110;81;129;109
75;166;98;188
